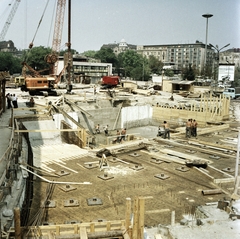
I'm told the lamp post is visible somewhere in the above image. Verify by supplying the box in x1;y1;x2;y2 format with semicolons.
202;13;213;79
209;43;230;90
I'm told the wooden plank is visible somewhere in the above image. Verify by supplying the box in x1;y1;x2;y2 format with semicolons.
90;223;95;233
189;139;236;152
155;137;235;159
143;150;185;164
106;222;111;231
79;227;88;239
132;197;138;239
125;198;131;230
138;197;145;239
15;129;83;132
14;208;21;239
48;231;55;239
214;178;235;183
74;225;78;234
145;209;170;214
158;147;210;162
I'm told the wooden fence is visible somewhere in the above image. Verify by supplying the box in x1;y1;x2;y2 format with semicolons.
153;93;230;125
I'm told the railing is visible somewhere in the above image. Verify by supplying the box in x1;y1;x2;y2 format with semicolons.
21;220;127;238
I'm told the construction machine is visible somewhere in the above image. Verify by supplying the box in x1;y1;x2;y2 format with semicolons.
20;0;71;96
0;0;21;41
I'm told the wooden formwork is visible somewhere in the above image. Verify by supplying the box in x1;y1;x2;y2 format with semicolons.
12;198;147;239
153;94;230;124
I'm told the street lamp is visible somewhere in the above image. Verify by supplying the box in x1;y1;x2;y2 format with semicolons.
209;43;230;90
202;13;213;79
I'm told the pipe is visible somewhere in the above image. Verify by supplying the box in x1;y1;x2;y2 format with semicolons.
202;189;222;195
19;165;91;185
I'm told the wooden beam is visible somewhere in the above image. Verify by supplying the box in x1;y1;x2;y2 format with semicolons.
132;197;138;239
64;98;92;117
14;129;82;133
125;198;131;230
79;227;88;239
138;197;145;239
14;208;21;239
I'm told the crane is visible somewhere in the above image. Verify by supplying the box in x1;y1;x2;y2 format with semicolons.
0;0;21;41
45;0;66;77
21;0;67;96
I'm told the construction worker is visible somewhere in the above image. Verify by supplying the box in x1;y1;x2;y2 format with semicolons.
163;121;170;139
192;119;198;137
104;125;109;136
121;128;127;141
186;119;192;138
95;124;100;134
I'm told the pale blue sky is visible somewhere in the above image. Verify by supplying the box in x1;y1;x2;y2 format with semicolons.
0;0;239;53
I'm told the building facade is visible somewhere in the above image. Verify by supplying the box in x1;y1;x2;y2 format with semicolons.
102;39;137;55
136;41;215;74
57;55;112;84
219;48;240;68
0;40;17;52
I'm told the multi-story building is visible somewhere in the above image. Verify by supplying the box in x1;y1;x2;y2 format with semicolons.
137;41;215;74
220;48;240;67
57;55;112;84
102;39;137;55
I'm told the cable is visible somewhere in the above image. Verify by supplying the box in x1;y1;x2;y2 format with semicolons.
47;0;57;48
29;0;50;48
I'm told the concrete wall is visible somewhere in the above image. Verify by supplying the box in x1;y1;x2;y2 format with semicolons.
78;107;122;132
121;105;152;128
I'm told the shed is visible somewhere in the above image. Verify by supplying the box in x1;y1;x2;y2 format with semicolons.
172;80;194;92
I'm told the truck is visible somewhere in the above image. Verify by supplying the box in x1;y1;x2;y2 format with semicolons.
223;87;240;99
101;76;120;88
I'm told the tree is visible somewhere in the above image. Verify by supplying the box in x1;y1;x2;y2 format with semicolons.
0;52;22;74
82;50;97;58
182;64;195;81
24;46;52;73
148;55;163;74
94;48;118;66
116;50;151;80
59;48;78;56
164;69;174;77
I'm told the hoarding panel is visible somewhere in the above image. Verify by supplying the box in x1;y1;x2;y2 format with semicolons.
218;64;235;82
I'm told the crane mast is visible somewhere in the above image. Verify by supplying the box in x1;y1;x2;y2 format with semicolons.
0;0;21;41
46;0;66;76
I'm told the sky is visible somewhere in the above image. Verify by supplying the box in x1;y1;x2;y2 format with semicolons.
0;0;239;53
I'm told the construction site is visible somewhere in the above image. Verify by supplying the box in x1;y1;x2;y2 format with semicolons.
0;0;239;238
0;81;239;239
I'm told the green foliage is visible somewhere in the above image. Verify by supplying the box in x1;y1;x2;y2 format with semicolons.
95;48;118;66
116;50;150;80
205;64;213;78
182;64;195;81
83;50;97;58
0;52;22;74
24;46;52;72
148;55;163;74
164;69;174;77
59;48;78;56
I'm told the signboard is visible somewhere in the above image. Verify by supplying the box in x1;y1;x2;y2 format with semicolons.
218;64;235;82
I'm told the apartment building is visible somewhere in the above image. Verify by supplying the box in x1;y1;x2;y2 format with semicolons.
220;48;240;67
137;41;215;74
